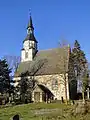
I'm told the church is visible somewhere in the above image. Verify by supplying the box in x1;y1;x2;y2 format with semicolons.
13;15;70;102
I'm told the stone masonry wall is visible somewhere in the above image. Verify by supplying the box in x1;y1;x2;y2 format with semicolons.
35;74;69;100
13;73;69;100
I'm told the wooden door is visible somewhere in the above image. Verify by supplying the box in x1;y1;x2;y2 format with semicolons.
34;92;40;102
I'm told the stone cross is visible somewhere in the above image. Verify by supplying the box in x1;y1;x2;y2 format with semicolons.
87;88;89;100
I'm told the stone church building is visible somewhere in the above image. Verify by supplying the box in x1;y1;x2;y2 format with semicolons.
14;15;71;102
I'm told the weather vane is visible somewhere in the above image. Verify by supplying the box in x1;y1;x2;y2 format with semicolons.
29;9;31;16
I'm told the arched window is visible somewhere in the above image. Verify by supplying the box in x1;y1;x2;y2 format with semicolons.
25;52;28;58
52;79;58;90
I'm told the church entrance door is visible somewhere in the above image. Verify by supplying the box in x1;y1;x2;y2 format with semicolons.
34;92;40;102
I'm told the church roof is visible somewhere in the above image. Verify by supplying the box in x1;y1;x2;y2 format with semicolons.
23;34;37;43
23;15;37;43
15;46;70;77
27;15;34;29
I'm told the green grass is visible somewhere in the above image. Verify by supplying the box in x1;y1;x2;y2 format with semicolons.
0;103;89;120
0;103;70;120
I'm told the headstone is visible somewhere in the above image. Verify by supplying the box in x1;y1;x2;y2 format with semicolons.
2;99;5;105
13;114;19;120
61;97;64;103
75;101;88;115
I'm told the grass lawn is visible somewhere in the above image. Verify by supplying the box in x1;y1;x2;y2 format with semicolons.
0;103;90;120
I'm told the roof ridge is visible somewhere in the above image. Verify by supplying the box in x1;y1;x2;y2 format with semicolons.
38;45;69;52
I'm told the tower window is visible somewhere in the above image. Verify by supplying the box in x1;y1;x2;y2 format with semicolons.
25;52;28;58
28;29;30;34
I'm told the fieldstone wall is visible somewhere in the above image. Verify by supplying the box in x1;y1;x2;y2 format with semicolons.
35;73;69;100
13;73;69;100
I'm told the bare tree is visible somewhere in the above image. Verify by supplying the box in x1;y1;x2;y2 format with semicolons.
57;40;70;104
61;49;69;104
58;39;69;48
3;55;21;74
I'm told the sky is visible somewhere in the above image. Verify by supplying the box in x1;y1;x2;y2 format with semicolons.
0;0;90;61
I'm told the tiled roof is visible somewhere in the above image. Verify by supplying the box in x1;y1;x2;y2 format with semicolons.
15;46;70;77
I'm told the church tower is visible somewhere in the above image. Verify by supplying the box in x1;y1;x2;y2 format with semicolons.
21;15;38;62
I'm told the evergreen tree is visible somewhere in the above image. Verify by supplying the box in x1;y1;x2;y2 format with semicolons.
20;75;28;103
16;71;36;103
71;40;88;101
0;59;11;94
68;52;77;100
72;40;87;76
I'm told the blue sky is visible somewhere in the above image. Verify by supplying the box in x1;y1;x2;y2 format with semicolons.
0;0;90;61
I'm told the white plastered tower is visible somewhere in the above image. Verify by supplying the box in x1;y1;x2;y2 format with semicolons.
21;15;38;62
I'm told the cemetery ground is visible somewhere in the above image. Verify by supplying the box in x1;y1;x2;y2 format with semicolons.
0;102;90;120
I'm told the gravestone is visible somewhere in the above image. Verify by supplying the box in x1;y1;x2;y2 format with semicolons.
13;114;19;120
74;101;88;115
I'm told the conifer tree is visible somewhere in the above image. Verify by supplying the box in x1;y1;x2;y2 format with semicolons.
68;52;77;100
71;40;88;101
0;59;11;94
19;72;35;103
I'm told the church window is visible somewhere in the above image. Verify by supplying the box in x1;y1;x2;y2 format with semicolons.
30;42;31;47
30;42;33;48
25;52;28;58
52;79;58;90
28;29;30;34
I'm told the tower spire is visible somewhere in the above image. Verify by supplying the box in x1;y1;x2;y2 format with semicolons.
27;11;34;29
21;12;38;62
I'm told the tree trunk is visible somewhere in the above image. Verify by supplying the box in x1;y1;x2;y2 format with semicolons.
21;93;25;103
82;91;85;104
65;76;68;104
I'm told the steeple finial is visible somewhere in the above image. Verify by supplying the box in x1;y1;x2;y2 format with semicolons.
29;9;31;16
